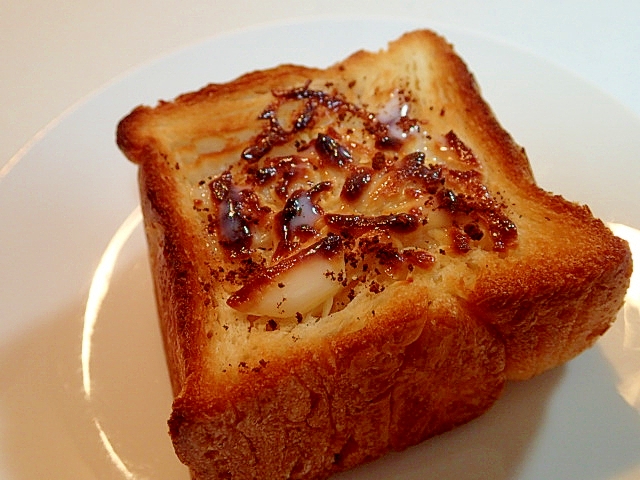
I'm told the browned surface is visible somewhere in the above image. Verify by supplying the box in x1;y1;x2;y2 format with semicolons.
116;30;632;479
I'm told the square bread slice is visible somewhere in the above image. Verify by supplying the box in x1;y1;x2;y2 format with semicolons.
117;30;632;479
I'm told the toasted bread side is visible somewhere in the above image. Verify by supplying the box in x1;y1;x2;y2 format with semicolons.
117;30;632;479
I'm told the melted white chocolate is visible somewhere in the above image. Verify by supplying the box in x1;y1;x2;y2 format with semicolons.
229;250;345;318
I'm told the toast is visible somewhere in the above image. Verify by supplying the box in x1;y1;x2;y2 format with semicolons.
116;30;632;479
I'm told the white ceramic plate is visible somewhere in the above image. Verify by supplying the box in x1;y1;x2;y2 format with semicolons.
1;18;639;480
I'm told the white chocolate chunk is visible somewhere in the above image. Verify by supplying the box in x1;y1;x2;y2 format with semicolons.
228;250;344;318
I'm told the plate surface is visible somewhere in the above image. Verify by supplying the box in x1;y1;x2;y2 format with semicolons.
0;17;639;480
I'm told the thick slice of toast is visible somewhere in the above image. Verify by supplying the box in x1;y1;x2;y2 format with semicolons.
117;30;632;479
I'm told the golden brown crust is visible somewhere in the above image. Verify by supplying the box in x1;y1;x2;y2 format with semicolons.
168;292;505;479
116;29;632;479
469;210;632;379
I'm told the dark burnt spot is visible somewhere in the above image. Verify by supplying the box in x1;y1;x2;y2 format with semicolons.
375;133;404;151
253;165;277;185
340;168;373;202
315;133;352;167
464;222;484;241
265;319;279;331
371;151;388;171
325;212;420;238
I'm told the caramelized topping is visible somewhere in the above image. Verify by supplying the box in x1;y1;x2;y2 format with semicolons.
341;168;373;201
209;172;255;258
275;182;331;259
251;155;312;199
226;234;344;318
326;213;420;237
198;83;518;320
396;152;444;192
445;130;479;167
315;133;352;167
240;109;289;162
